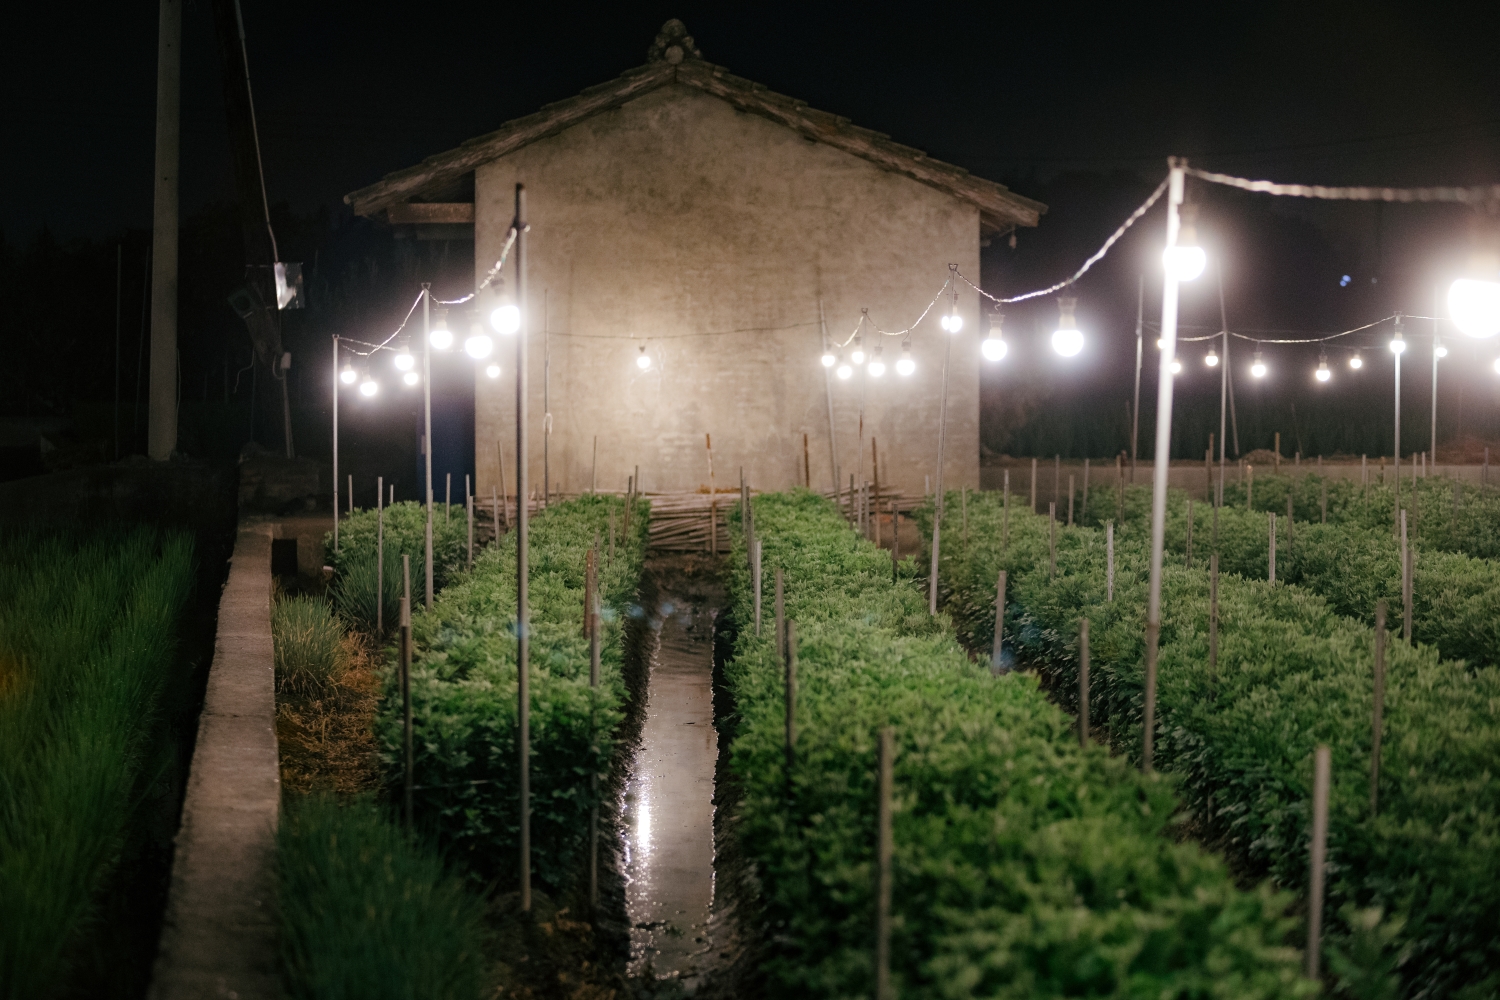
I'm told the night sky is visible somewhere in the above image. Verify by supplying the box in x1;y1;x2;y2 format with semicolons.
5;1;1500;462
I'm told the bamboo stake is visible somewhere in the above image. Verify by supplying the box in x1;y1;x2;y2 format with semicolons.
990;570;1006;675
1402;512;1412;644
1307;745;1331;979
1371;600;1386;818
929;494;941;616
961;485;968;551
377;477;384;636
1078;617;1090;747
1002;470;1010;552
1082;458;1090;521
1031;457;1037;512
754;539;763;635
872;438;881;547
1106;521;1114;602
348;474;354;516
1321;482;1327;524
1286;495;1294;556
1209;553;1219;683
1185;498;1194;569
1048;502;1057;580
491;486;499;544
1067;474;1075;526
1269;512;1277;583
1054;454;1061;511
1116;452;1125;523
1247;464;1254;509
804;432;811;489
401;555;413;830
874;727;894;1000
497;441;508;529
466;484;473;571
785;620;797;790
1274;431;1281;474
592;434;597;494
890;500;899;581
446;472;451;522
588;547;601;910
774;568;785;667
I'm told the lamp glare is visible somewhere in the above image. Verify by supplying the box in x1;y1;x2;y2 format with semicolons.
490;304;521;335
464;333;494;359
485;364;501;379
340;363;358;385
1449;278;1500;339
403;371;420;387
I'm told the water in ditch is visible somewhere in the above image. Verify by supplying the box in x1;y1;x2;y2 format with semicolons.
623;574;721;989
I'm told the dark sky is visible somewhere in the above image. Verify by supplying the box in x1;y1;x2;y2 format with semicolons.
6;1;1498;242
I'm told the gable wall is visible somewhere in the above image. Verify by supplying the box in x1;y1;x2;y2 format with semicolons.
472;84;980;499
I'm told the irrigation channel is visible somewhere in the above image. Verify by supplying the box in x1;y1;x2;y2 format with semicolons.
623;557;726;988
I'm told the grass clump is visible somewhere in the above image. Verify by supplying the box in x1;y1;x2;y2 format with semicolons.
277;794;487;1000
325;501;466;632
273;595;346;693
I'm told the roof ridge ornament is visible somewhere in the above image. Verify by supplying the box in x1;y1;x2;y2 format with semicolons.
647;19;701;65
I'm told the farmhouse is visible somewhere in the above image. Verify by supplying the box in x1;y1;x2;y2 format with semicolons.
345;19;1045;496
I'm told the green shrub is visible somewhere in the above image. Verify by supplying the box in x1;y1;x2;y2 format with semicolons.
378;493;647;891
273;595;347;693
277;794;487;1000
723;491;1311;999
935;489;1500;997
326;501;468;630
330;545;404;634
0;528;194;999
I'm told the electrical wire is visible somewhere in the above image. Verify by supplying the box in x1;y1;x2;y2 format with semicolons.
1185;167;1500;205
337;290;425;357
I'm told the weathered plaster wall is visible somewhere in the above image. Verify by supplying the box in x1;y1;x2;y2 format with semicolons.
473;85;981;497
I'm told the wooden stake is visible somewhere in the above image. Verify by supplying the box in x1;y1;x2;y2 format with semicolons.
774;567;785;667
1401;511;1412;644
1106;521;1114;602
1078;617;1090;747
1067;474;1075;526
1286;495;1294;556
874;727;894;1000
497;441;508;529
1321;482;1327;524
608;509;615;565
753;539;763;635
1269;511;1277;583
466;487;474;571
377;476;385;635
1209;553;1219;683
1002;470;1010;552
785;621;797;788
584;548;595;641
804;432;811;489
348;474;354;516
1048;502;1057;579
446;472;451;522
1247;464;1254;510
990;570;1006;675
1082;457;1090;521
1274;431;1281;474
588;547;601;911
1371;600;1386;818
872;438;881;547
1307;745;1331;980
592;434;597;494
400;555;413;830
1031;457;1038;512
1185;498;1194;569
890;500;899;580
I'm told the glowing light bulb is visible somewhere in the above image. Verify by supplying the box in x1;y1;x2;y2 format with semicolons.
1390;336;1406;354
403;371;419;387
1052;296;1083;357
1435;338;1448;358
1493;357;1500;375
851;336;866;366
1251;351;1267;378
393;341;414;371
1349;353;1363;369
636;346;652;370
1449;278;1500;339
896;344;915;377
836;359;853;379
868;357;886;379
1205;348;1219;367
1156;338;1165;349
981;335;1007;361
1169;358;1182;375
490;303;521;335
358;371;378;396
340;362;358;385
941;310;963;333
1162;203;1206;281
464;333;493;359
821;350;836;368
1316;359;1331;382
485;364;501;379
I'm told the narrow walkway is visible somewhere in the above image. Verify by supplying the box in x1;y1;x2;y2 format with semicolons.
624;591;719;988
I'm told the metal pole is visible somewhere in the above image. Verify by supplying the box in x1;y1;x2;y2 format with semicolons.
1143;160;1187;774
543;290;550;508
1078;618;1090;747
1431;314;1440;468
515;184;532;912
1371;600;1387;817
784;619;797;789
1209;552;1219;683
1132;272;1143;484
874;727;894;1000
147;0;181;461
1218;268;1228;504
377;477;384;635
114;244;122;460
423;286;434;611
1394;316;1402;524
819;299;839;495
990;570;1006;675
929;275;955;615
332;335;340;552
1307;745;1331;980
1106;521;1114;602
400;555;413;830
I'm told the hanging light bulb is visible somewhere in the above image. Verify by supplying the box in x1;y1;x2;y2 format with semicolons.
1316;350;1331;382
981;313;1007;361
464;330;494;359
896;341;916;377
1449;244;1500;338
403;370;420;387
1434;336;1448;358
490;302;521;335
821;347;836;368
636;345;652;371
940;306;964;333
1052;297;1083;357
340;361;358;385
358;368;378;396
1390;315;1407;354
836;354;853;380
867;344;886;377
1204;345;1219;367
393;338;415;371
1169;358;1183;375
1349;351;1364;370
1162;203;1207;281
485;364;501;379
851;334;866;366
429;310;454;350
1156;337;1165;349
1250;350;1267;378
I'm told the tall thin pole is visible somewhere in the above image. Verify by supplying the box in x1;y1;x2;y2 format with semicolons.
113;244;122;460
1143;160;1188;773
400;555;413;830
423;286;434;611
543;289;550;507
819;299;839;494
377;476;384;635
930;272;955;615
1431;306;1440;467
1307;745;1331;980
1394;315;1402;521
1217;266;1228;505
1131;273;1143;484
874;727;894;1000
514;185;532;912
147;0;181;461
1219;272;1240;457
332;335;340;552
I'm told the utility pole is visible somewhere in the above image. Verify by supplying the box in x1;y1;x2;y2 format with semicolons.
147;0;181;461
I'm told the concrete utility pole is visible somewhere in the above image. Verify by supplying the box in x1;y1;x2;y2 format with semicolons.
148;0;181;460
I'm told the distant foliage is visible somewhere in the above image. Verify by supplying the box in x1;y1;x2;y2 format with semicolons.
272;595;347;693
326;501;468;631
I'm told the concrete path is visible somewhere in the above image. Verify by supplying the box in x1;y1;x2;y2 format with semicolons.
149;521;283;1000
624;595;718;988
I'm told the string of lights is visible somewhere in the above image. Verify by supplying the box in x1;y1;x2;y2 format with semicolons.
1185;167;1500;205
436;225;521;306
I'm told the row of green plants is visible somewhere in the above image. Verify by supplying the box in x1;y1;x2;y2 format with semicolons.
324;501;470;631
933;491;1500;998
0;527;195;1000
381;492;647;890
723;490;1313;999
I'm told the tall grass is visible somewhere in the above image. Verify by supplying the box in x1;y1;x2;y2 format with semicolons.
273;595;347;693
277;795;487;1000
0;527;194;1000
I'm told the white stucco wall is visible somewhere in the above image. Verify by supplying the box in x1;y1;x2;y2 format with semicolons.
472;84;980;498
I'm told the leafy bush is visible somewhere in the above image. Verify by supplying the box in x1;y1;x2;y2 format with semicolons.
377;493;647;891
936;490;1500;997
277;794;487;1000
0;528;194;999
723;491;1311;999
273;595;347;693
326;501;468;630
